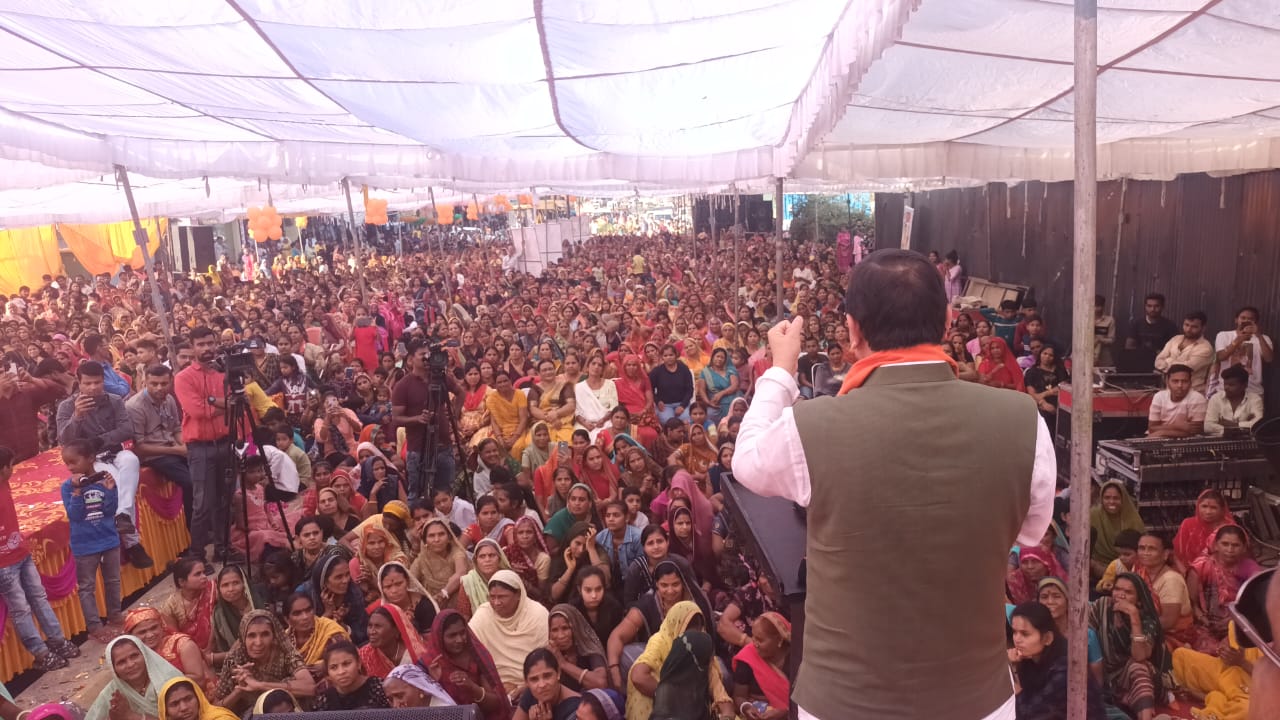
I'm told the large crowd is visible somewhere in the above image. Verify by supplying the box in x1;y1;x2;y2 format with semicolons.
0;220;1272;720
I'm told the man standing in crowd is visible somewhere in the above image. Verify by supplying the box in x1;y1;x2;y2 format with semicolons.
127;364;194;530
734;249;1054;720
0;367;65;462
1209;306;1273;399
174;326;240;565
1126;292;1179;370
392;338;462;499
1155;311;1214;393
80;333;131;398
1147;364;1207;438
54;362;152;568
0;446;80;671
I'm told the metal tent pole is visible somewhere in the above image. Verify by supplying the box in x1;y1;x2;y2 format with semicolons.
114;165;174;354
1067;3;1098;719
774;177;784;320
342;177;370;304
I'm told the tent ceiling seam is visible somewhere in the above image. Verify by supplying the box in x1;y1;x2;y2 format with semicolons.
948;0;1228;143
532;0;600;153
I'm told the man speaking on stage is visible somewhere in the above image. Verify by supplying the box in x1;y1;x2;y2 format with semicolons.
733;249;1055;720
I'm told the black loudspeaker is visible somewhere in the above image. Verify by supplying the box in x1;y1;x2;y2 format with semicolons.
176;225;216;274
255;707;478;720
693;195;771;235
1053;406;1149;482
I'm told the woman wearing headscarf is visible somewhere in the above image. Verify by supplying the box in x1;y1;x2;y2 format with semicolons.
1005;546;1067;605
381;663;457;708
378;561;438;634
577;688;625;720
155;678;238;720
250;688;302;714
1090;481;1146;580
1088;573;1169;720
122;608;212;690
209;565;261;668
422;610;512;720
612;354;659;449
460;538;514;619
504;515;551;604
1186;525;1264;653
210;611;314;714
665;470;716;579
469;570;551;696
697;347;741;423
349;524;406;604
306;552;369;645
358;604;431;679
357;454;407;516
547;604;609;692
521;421;553;480
410;518;471;616
712;554;776;654
543;483;603;549
609;560;714;690
626;602;731;720
731;612;792;720
976;337;1025;391
86;636;183;720
1172;489;1235;572
282;592;349;679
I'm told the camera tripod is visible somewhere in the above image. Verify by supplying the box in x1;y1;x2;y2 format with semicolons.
223;377;295;581
415;358;473;501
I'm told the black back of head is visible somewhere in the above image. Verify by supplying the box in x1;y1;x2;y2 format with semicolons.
843;249;947;351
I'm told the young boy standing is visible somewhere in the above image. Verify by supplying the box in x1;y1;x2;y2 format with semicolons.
59;438;123;643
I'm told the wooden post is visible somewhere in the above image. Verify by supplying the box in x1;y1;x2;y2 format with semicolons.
114;165;174;354
1068;3;1098;720
774;177;784;320
342;177;369;304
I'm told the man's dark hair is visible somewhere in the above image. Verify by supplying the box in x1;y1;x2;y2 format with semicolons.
1221;365;1249;384
1185;311;1208;325
1236;305;1261;319
135;339;158;353
76;361;105;379
663;417;685;433
0;446;13;469
1167;364;1193;378
189;326;216;343
844;250;947;351
82;334;105;357
145;364;172;377
999;300;1019;312
1144;292;1165;305
945;250;959;263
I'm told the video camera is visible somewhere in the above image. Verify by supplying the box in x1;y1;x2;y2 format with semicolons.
210;340;257;394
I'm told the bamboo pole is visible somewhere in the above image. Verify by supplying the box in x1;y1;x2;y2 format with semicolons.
1067;3;1098;719
114;165;174;355
774;178;784;320
342;177;369;304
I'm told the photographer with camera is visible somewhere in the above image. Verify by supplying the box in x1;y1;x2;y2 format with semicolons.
54;361;153;569
173;326;241;566
392;337;463;500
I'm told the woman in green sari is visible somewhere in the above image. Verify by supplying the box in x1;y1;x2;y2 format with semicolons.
1088;573;1169;720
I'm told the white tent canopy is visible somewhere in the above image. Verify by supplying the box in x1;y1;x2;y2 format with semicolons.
0;0;1276;208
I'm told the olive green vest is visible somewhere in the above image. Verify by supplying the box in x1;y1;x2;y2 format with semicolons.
792;363;1037;719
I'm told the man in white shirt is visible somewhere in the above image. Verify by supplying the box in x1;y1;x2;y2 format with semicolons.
1205;365;1264;436
732;249;1054;720
1154;311;1214;393
1208;305;1273;398
1147;364;1207;438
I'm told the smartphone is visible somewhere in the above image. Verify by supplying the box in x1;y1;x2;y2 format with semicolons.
344;367;355;380
95;394;111;408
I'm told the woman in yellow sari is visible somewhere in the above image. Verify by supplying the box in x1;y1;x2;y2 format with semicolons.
625;601;731;720
282;591;349;680
525;357;577;446
679;340;708;376
157;677;239;720
486;369;531;459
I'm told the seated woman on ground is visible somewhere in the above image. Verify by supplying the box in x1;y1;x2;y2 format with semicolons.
547;604;610;693
421;610;513;720
122;608;214;692
1172;489;1235;574
1005;546;1066;605
1008;602;1107;720
381;664;456;709
314;639;391;710
1088;573;1169;720
1037;577;1105;687
378;560;438;634
86;636;184;720
1186;525;1263;653
359;604;430;680
546;521;611;604
1090;481;1146;581
282;591;348;683
468;570;550;698
731;612;792;720
512;649;581;720
210;611;315;715
156;677;237;720
608;560;712;691
626;601;732;720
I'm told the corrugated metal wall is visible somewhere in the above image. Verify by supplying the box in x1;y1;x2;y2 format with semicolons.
876;171;1280;353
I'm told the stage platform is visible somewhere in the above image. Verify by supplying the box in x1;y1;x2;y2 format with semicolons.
1;449;189;682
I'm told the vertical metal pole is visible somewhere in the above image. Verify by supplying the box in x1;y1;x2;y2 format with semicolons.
1068;3;1097;720
707;195;715;268
114;165;174;354
342;177;369;304
774;177;785;320
734;191;742;298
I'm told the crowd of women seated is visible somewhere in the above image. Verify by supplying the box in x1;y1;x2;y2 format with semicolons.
1003;484;1270;720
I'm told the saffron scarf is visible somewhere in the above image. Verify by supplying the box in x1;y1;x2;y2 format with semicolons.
836;343;958;395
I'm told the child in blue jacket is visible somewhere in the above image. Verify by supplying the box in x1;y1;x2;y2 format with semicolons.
60;438;123;643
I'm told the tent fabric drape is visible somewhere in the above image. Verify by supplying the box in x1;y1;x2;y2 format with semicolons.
58;219;165;277
0;226;62;295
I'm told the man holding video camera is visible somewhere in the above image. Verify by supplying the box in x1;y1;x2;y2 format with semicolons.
55;362;153;569
393;337;463;499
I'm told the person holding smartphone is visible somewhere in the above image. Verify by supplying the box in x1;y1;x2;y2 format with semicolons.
1208;306;1274;399
60;438;123;643
54;361;152;569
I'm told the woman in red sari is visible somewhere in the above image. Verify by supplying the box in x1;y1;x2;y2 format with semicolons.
421;610;513;720
159;557;217;652
503;516;550;605
977;337;1025;391
731;612;792;720
358;604;430;679
123;607;214;690
1185;525;1263;653
1171;489;1234;573
612;354;658;450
